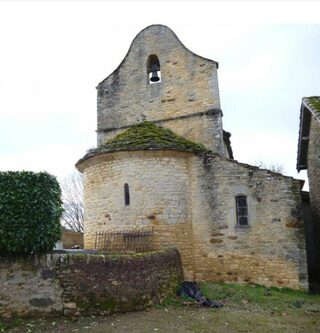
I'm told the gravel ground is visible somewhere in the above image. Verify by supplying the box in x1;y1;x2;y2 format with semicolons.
3;304;320;333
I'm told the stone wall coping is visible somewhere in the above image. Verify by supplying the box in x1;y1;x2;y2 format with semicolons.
0;247;179;265
52;249;98;255
209;153;305;186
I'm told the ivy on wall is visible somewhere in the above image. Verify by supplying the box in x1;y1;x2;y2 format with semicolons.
0;171;63;254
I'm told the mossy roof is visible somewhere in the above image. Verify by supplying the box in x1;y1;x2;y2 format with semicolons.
77;122;209;165
303;96;320;120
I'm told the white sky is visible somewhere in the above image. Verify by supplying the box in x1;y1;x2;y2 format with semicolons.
0;1;319;189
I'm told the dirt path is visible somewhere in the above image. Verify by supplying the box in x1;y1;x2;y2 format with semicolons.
5;305;320;333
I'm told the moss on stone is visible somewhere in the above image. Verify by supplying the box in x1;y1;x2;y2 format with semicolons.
305;96;320;114
98;298;118;312
75;294;119;312
80;121;210;162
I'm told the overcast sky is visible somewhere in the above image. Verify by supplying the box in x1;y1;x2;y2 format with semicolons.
0;1;319;189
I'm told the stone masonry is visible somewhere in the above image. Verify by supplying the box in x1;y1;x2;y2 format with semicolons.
308;115;320;231
0;249;182;318
307;114;320;287
307;114;320;293
78;150;194;278
190;154;307;289
97;25;224;156
78;149;307;289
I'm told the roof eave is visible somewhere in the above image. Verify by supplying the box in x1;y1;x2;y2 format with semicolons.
297;102;311;172
75;147;201;172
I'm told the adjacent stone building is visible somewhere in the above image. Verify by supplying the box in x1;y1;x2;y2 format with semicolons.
77;25;308;290
297;96;320;292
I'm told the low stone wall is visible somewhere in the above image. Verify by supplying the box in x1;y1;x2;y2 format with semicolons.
0;256;63;318
0;248;183;318
62;230;84;249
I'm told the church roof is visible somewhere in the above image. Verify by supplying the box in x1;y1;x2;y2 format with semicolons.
77;122;209;166
297;96;320;171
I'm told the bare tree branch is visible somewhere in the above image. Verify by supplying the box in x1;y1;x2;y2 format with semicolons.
60;172;84;233
253;160;285;174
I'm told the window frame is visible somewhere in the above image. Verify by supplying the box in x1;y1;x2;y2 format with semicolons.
235;195;249;227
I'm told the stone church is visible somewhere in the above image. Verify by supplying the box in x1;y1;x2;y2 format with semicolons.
76;25;308;290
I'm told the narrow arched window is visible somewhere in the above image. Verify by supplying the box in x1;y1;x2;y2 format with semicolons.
147;54;161;84
236;196;248;227
124;183;130;206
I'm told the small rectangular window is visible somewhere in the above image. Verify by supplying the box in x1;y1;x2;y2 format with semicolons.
124;183;130;206
236;196;248;227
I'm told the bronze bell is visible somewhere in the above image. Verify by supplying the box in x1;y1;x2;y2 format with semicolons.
150;64;160;82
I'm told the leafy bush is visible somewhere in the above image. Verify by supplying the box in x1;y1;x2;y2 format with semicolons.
0;171;63;254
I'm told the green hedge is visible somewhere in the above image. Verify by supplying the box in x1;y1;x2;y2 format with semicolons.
0;171;63;254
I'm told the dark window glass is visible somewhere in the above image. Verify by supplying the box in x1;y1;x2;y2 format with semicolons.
124;183;130;206
236;196;248;226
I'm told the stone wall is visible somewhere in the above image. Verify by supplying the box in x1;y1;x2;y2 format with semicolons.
189;154;308;290
99;110;225;156
62;230;84;249
308;116;320;227
79;150;195;279
307;116;320;292
96;25;225;155
0;249;183;318
0;255;63;318
79;149;308;290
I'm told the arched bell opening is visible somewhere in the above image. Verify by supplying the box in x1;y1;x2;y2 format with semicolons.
147;54;161;84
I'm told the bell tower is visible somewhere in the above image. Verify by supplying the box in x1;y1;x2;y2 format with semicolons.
96;25;226;156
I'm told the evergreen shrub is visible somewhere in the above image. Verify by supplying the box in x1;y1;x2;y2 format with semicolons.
0;171;63;254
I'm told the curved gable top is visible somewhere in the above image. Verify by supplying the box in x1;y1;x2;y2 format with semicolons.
97;25;221;133
98;24;218;87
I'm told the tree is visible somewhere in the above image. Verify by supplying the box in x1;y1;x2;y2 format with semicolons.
0;171;62;254
60;172;84;233
253;160;285;174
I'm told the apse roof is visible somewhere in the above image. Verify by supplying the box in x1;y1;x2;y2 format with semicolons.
76;121;209;166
